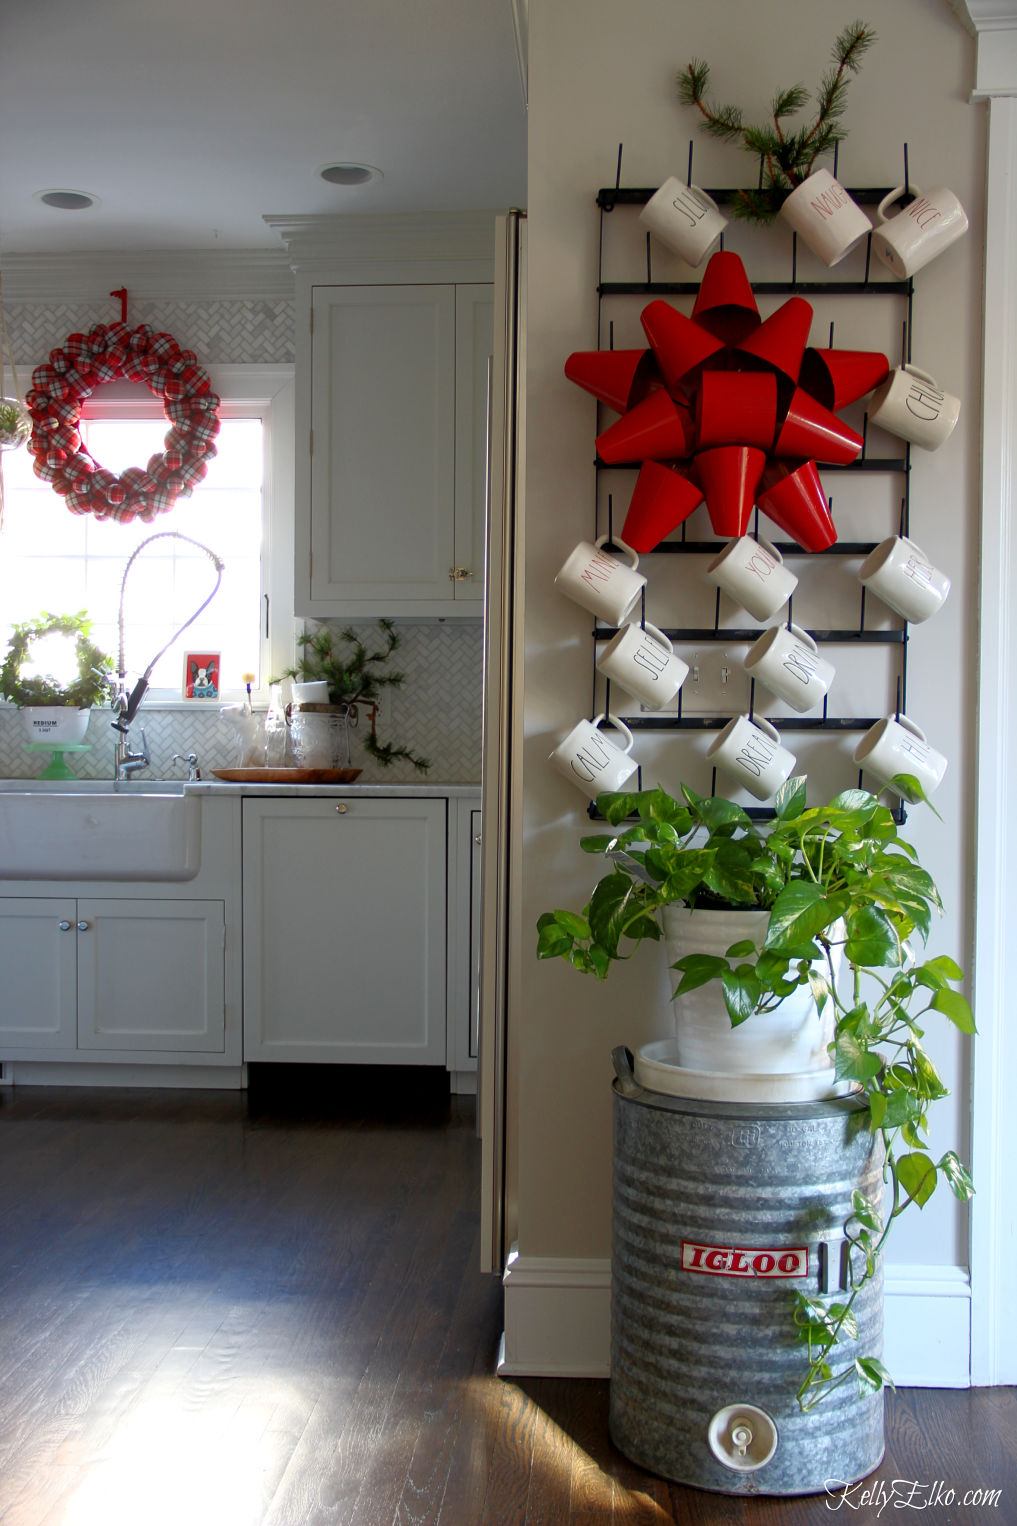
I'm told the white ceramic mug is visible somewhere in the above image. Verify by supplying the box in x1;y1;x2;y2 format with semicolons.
778;169;872;267
743;622;835;713
704;535;798;622
867;363;960;451
853;715;947;798
550;714;638;800
554;535;646;625
707;714;796;801
858;535;950;624
872;185;969;278
596;621;690;710
291;680;330;706
638;178;727;266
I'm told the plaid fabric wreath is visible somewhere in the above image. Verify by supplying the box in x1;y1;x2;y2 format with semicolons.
24;322;221;523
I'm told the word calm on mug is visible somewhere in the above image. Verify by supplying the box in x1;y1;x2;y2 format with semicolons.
596;621;690;710
638;178;727;266
704;535;798;622
743;622;835;713
550;714;638;800
853;715;947;799
872;185;969;279
867;364;960;452
555;535;646;625
858;535;951;624
778;169;872;267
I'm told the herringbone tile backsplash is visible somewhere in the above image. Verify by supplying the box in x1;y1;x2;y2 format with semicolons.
5;300;296;366
0;621;483;785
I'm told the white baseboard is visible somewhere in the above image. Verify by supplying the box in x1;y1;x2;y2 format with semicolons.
4;1061;246;1090
499;1251;972;1387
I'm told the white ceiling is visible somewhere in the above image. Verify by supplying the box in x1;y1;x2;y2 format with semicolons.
0;0;527;257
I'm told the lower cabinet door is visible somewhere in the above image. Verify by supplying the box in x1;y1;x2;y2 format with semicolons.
242;797;447;1063
75;898;226;1053
0;897;78;1050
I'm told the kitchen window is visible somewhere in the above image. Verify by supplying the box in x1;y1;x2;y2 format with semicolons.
0;365;295;703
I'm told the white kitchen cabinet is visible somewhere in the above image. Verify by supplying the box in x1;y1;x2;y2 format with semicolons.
242;796;448;1064
0;896;226;1057
300;283;493;618
446;800;481;1086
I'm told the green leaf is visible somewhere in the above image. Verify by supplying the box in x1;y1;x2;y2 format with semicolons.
724;939;758;959
849;1189;882;1234
722;966;762;1026
672;953;729;995
890;772;942;818
764;882;833;952
938;1150;975;1201
835;1030;883;1084
536;914;578;959
930;987;977;1034
774;775;807;820
895;1151;938;1208
855;1356;895;1394
597;791;639;825
867;1091;887;1131
926;953;963;981
844;905;899;967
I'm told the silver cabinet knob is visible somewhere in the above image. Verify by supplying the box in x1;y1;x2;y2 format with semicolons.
58;920;72;931
336;803;347;814
77;921;89;932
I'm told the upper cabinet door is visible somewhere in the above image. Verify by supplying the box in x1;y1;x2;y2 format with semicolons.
308;284;458;612
453;285;495;607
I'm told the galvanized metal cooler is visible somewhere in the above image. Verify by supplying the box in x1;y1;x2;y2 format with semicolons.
610;1048;885;1496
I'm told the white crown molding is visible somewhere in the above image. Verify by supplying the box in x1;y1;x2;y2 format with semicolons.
952;0;1017;93
263;210;497;273
0;249;294;304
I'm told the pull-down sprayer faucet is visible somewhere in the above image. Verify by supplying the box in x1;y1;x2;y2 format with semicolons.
111;531;225;781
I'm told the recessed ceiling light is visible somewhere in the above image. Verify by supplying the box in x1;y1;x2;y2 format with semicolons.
35;189;100;211
317;163;382;188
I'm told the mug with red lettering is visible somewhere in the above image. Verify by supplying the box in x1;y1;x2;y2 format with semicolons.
549;713;638;800
778;168;872;267
704;534;798;622
706;713;796;801
872;185;969;278
554;534;646;625
858;534;951;623
867;363;960;451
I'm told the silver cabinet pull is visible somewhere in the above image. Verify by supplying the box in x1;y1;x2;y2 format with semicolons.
58;920;72;932
449;566;471;581
77;921;89;932
336;803;347;814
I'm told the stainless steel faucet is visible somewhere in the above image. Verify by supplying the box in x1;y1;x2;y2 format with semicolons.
114;728;149;782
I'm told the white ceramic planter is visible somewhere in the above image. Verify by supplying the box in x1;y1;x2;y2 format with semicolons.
19;707;91;745
655;905;843;1087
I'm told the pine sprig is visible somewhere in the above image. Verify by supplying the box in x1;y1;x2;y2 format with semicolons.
676;22;876;222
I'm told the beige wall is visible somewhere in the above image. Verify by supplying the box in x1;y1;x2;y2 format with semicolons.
512;0;984;1272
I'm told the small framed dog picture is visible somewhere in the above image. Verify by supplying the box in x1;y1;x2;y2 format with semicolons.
183;651;221;700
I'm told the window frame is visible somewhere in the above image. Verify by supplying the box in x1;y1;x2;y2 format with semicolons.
4;362;296;708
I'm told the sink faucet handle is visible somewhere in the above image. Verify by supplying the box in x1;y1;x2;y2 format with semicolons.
172;751;201;782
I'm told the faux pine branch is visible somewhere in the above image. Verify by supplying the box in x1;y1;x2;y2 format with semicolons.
677;21;876;222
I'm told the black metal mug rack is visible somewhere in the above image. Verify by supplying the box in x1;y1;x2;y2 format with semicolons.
582;153;924;816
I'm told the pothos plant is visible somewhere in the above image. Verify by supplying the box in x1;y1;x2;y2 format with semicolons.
274;618;430;772
536;777;975;1411
677;20;877;222
0;610;114;709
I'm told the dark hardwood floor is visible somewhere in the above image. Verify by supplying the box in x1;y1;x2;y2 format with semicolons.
0;1076;1012;1525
